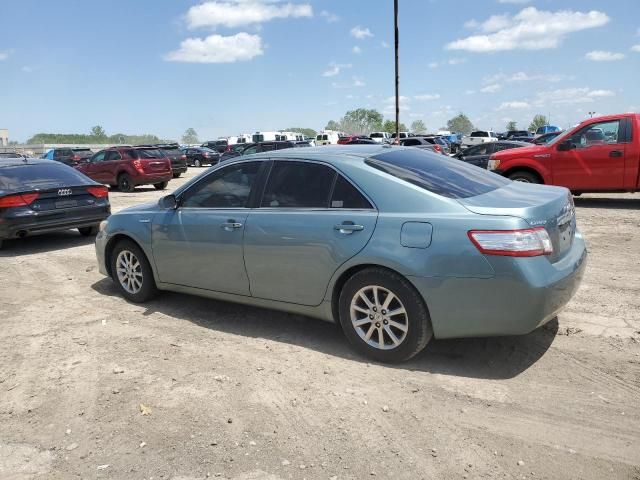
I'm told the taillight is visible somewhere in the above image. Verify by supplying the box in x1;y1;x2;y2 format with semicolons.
468;227;553;257
132;159;145;172
87;186;109;199
434;145;442;152
181;155;187;160
0;192;39;208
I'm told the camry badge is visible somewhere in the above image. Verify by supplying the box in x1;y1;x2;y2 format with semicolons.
57;188;72;196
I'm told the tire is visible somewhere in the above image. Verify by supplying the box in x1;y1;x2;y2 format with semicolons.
110;239;158;303
194;158;202;168
172;172;181;179
154;181;168;190
508;171;540;183
117;173;134;192
338;268;433;363
78;225;99;236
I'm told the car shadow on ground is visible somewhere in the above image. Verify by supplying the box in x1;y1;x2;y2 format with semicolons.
92;278;558;380
0;231;95;257
574;197;640;209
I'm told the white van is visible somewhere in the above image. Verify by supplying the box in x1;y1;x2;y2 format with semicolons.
275;131;305;142
227;134;251;145
370;132;391;143
315;131;341;145
252;131;278;143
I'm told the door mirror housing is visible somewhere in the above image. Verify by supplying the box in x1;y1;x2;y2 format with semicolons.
159;194;178;209
557;140;575;152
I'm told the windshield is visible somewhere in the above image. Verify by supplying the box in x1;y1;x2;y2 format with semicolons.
367;148;510;199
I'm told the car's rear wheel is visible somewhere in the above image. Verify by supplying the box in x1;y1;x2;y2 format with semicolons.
117;173;134;192
110;240;158;303
173;172;181;178
194;158;202;168
154;181;168;190
338;268;432;362
508;170;540;183
78;225;99;236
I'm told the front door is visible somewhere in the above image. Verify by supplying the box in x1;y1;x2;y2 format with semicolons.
552;119;626;190
243;160;377;306
151;161;262;295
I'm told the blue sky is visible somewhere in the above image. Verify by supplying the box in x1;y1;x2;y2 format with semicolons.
1;0;639;141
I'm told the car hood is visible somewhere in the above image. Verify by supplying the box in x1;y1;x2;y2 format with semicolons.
494;144;548;158
117;200;161;215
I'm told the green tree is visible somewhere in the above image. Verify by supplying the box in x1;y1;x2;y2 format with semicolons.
410;119;427;134
446;113;474;135
90;125;107;139
182;128;199;144
382;120;408;134
528;115;548;132
286;127;317;138
340;108;383;134
325;120;340;131
506;121;517;132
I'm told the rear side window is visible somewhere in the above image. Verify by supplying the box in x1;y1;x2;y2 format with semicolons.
262;161;335;208
135;148;162;158
0;163;92;190
367;149;510;199
331;175;373;209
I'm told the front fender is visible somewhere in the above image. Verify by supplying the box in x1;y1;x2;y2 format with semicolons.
500;157;551;184
102;215;158;282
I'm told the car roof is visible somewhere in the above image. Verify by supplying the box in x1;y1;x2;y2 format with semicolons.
240;145;394;165
0;157;52;167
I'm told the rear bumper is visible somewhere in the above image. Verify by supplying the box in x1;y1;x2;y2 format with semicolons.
0;206;110;240
132;172;172;186
408;232;588;339
171;162;188;174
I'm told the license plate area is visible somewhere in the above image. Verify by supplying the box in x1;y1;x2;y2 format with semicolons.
557;219;574;252
55;199;78;209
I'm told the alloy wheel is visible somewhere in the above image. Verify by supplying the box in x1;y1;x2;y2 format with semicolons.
115;250;143;294
350;285;408;350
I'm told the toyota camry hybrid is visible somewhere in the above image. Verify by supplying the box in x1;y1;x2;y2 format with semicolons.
95;146;587;362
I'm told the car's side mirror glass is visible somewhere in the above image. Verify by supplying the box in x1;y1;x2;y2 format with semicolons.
159;194;178;209
557;140;575;152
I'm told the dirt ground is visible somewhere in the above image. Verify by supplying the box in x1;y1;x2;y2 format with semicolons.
1;169;639;480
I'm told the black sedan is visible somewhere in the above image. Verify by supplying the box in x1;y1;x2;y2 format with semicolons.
455;141;530;168
0;158;110;249
181;146;219;167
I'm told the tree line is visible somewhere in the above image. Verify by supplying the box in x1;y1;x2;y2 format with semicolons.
27;126;171;145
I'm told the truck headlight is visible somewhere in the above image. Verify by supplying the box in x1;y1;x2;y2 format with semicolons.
487;159;501;170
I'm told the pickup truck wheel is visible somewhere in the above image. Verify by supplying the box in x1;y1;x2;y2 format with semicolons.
508;171;540;184
117;173;134;192
154;181;168;190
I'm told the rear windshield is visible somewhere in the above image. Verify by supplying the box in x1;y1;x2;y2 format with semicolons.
72;149;93;157
370;133;383;138
470;131;488;137
0;163;92;190
133;148;163;159
366;149;510;199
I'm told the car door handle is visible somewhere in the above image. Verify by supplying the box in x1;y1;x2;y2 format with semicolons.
334;223;364;234
220;221;243;230
609;150;623;158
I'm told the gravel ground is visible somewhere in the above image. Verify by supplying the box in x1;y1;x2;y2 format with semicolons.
1;169;639;480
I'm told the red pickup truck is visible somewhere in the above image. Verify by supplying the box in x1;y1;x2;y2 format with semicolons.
487;113;640;193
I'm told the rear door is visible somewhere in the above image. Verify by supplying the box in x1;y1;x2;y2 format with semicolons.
243;160;378;306
152;161;262;295
552;118;626;190
459;144;490;167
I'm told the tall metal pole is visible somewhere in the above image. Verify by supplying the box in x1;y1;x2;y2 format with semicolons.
394;0;400;143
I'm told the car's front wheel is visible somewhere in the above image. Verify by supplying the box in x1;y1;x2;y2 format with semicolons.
339;268;432;362
110;240;158;303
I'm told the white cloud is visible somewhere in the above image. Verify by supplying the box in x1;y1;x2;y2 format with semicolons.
447;57;466;65
165;33;263;63
480;83;502;93
414;94;440;101
381;41;390;48
332;76;366;88
465;89;476;95
587;89;615;98
428;61;439;69
464;19;479;29
483;71;568;84
447;7;609;52
186;1;313;29
21;66;35;73
352;46;362;54
632;45;640;52
585;50;625;61
322;62;352;77
535;87;615;105
320;10;339;23
383;95;411;114
0;51;10;61
498;0;531;4
350;26;373;39
497;101;531;110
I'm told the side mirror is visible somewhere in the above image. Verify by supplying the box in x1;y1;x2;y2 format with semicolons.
557;140;575;152
159;194;177;209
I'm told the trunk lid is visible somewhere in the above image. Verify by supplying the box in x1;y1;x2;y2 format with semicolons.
458;182;576;262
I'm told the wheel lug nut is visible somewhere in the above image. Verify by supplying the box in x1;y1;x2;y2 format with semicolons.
369;315;374;319
373;307;377;312
375;322;380;328
381;310;386;315
383;320;388;325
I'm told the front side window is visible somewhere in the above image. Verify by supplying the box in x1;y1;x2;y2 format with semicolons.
105;151;122;161
261;161;335;208
91;151;106;163
181;162;260;208
570;120;620;148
